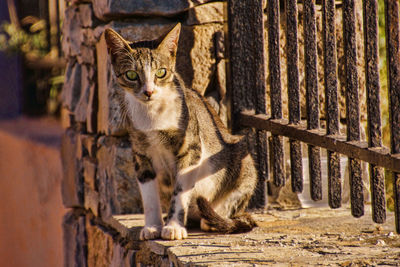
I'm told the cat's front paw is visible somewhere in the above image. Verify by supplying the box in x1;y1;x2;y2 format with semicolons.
140;225;162;240
161;222;188;240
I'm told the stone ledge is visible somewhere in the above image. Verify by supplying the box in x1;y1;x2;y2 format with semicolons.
110;207;400;266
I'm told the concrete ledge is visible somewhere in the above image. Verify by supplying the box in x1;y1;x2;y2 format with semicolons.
112;207;400;266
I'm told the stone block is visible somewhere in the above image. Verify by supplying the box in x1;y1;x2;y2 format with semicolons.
79;4;94;28
186;2;225;26
86;83;98;134
61;128;84;208
86;216;135;267
96;136;142;219
63;211;87;267
81;28;97;46
177;24;224;95
77;45;96;65
96;34;127;136
83;157;97;190
61;60;82;112
62;5;82;58
84;184;99;217
74;65;91;123
82;156;99;216
92;0;213;21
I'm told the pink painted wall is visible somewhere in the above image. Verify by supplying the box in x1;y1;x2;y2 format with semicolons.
0;118;66;267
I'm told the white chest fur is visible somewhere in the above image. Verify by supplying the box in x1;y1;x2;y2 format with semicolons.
124;91;181;131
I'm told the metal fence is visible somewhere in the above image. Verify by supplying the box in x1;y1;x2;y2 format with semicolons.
226;0;400;233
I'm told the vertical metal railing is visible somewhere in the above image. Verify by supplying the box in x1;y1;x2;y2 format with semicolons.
384;0;400;233
227;0;400;232
285;0;303;193
363;0;386;223
322;0;342;209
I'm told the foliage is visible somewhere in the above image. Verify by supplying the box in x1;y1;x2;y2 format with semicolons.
0;18;48;58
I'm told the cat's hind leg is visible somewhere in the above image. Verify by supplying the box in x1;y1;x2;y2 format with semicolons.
199;154;258;233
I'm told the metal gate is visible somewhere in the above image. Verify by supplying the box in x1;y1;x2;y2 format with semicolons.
226;0;400;233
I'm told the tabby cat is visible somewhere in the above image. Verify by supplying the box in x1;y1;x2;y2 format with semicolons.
104;24;258;240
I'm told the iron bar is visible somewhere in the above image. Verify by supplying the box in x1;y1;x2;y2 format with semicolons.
343;0;364;218
267;0;285;187
363;0;386;223
285;0;303;193
303;0;322;201
227;0;268;207
238;112;400;173
322;0;341;208
384;0;400;233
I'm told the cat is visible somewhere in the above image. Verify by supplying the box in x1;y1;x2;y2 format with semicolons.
104;23;258;240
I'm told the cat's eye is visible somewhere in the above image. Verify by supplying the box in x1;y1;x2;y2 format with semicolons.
155;68;167;79
125;70;138;81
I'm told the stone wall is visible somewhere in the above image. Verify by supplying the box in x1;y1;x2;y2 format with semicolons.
60;0;226;266
60;0;369;265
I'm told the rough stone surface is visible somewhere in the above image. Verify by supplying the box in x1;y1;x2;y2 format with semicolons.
78;4;94;28
62;5;82;59
74;65;92;123
117;207;400;266
61;128;84;208
83;157;99;216
86;215;135;267
61;60;82;113
96;136;142;219
92;0;214;21
96;33;127;136
63;212;87;267
186;2;225;26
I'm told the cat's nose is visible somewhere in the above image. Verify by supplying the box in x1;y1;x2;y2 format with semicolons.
144;90;153;98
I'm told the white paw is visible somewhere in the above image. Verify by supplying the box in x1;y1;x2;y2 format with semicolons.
140;225;162;240
200;218;217;232
161;222;188;240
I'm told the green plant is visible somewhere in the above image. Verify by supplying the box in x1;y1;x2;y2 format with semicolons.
0;18;48;58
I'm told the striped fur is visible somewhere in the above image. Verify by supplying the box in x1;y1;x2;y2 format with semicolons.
104;24;258;240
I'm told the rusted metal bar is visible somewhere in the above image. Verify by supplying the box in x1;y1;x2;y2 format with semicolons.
227;0;268;208
322;0;341;208
303;0;322;201
267;0;285;187
238;112;400;173
363;0;386;223
384;0;400;233
343;0;363;218
285;0;303;193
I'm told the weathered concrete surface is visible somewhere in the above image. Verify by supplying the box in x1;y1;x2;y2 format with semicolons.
114;206;400;266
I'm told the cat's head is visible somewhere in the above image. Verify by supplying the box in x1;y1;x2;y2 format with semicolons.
104;24;181;104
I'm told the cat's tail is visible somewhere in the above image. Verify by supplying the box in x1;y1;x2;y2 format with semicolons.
196;196;257;234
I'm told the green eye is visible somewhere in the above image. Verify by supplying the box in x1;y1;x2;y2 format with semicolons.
125;70;138;81
155;68;167;78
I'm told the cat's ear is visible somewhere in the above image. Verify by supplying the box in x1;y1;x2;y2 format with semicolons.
104;28;131;61
158;23;181;57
